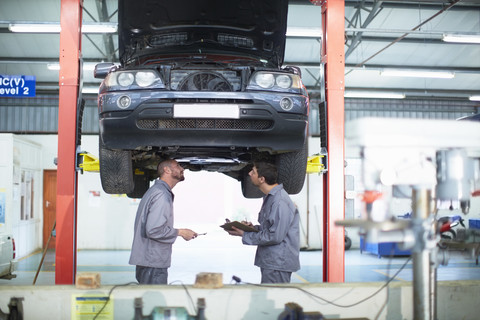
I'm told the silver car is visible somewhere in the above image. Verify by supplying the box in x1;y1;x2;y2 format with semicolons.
0;234;16;279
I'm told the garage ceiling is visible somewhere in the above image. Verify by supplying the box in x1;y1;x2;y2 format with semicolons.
0;0;479;101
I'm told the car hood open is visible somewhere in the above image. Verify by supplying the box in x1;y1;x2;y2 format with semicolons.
118;0;288;67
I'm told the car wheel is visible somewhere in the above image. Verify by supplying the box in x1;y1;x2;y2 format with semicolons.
99;137;134;194
276;142;308;194
345;236;352;250
127;173;150;199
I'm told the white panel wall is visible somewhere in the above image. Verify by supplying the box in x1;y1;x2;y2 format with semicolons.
0;134;43;258
25;135;264;249
23;135;326;250
0;134;14;236
294;137;324;250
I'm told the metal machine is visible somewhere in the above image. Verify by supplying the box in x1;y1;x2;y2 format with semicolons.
0;297;23;320
339;117;480;320
133;297;206;320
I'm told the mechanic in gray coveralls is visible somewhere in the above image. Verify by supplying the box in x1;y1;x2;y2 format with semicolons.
226;161;300;283
129;159;198;284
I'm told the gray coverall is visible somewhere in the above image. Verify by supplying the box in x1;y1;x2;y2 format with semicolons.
129;179;179;284
242;184;300;283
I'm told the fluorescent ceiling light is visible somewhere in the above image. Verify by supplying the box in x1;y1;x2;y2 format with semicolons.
344;91;406;99
81;63;97;71
82;87;99;94
82;23;117;34
9;23;60;33
47;62;98;71
380;69;455;79
286;27;322;38
47;63;60;71
8;22;117;33
469;95;480;101
442;33;480;44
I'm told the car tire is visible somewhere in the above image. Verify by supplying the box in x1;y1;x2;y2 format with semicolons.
276;142;308;194
127;174;150;199
99;137;134;195
345;236;352;250
241;171;264;199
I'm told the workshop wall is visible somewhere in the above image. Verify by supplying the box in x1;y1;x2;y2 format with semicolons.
17;133;480;255
0;134;43;257
22;135;324;251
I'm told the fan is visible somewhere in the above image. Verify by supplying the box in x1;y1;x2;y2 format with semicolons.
178;72;232;91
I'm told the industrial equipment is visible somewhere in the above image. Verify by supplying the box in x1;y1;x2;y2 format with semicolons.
0;297;24;320
133;297;206;320
340;117;480;320
277;302;323;319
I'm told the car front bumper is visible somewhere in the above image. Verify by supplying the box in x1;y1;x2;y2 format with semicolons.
99;90;308;153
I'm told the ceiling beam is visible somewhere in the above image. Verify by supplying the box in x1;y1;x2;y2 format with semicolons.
2;58;480;75
95;0;116;61
306;86;480;100
345;0;384;58
345;0;480;10
294;0;480;7
30;80;480;101
290;62;480;74
346;35;444;44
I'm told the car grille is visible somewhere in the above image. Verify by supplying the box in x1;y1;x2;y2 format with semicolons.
171;70;241;91
137;119;273;130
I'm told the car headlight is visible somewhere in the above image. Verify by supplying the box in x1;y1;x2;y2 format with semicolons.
117;72;135;86
276;74;292;89
247;71;303;93
135;71;157;87
103;70;165;91
254;73;275;89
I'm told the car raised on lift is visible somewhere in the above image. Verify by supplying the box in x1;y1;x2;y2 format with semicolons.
94;0;309;198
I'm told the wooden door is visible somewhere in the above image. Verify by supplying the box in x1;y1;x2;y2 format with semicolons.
43;170;57;249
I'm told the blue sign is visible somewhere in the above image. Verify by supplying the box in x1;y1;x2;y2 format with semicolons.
0;75;36;97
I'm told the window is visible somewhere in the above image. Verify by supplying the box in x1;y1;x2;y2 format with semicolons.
20;170;34;220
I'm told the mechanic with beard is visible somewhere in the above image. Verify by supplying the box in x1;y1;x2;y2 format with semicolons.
129;159;198;284
226;161;300;283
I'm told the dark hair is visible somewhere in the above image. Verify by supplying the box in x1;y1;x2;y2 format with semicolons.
254;161;278;185
157;159;176;177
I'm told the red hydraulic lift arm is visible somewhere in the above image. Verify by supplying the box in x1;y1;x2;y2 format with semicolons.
310;0;346;282
56;0;83;284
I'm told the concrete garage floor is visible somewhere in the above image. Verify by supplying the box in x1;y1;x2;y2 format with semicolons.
2;228;480;286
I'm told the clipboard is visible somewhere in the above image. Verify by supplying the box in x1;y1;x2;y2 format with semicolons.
220;221;258;232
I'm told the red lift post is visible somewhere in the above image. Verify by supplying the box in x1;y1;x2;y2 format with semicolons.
310;0;346;282
56;0;83;284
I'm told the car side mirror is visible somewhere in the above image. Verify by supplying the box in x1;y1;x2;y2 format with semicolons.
94;63;116;79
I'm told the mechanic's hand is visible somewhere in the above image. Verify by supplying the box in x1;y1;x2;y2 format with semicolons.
178;229;198;241
241;220;254;228
227;226;244;237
